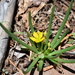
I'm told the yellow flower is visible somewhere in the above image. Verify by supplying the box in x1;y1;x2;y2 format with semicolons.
30;31;45;43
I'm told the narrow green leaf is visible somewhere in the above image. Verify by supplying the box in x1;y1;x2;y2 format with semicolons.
0;23;38;53
49;45;75;56
54;58;75;63
45;54;61;59
52;28;69;50
51;0;73;48
28;11;34;33
37;59;44;71
44;5;55;50
21;46;29;51
49;59;60;65
22;57;39;74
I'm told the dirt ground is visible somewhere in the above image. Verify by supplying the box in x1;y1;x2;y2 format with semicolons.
1;0;75;75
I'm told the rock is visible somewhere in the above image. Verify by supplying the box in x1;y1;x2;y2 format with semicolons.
0;0;16;71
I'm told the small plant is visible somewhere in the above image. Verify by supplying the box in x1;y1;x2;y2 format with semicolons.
2;68;9;75
0;0;75;74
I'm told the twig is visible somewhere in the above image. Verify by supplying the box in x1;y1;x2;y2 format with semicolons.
61;33;72;42
43;65;54;71
58;45;61;50
60;0;75;11
55;16;70;28
8;59;24;75
65;44;73;47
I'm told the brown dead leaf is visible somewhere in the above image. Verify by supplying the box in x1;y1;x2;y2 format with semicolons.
20;2;45;29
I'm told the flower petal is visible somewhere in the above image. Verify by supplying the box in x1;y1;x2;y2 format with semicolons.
30;37;37;42
38;31;43;39
35;40;40;43
40;37;45;42
33;32;38;38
